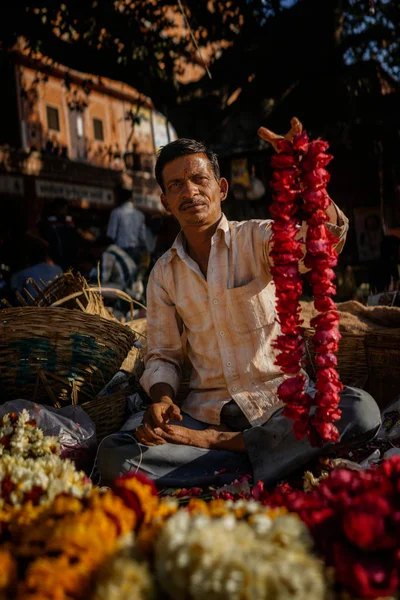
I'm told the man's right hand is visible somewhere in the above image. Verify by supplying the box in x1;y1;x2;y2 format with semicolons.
136;383;182;446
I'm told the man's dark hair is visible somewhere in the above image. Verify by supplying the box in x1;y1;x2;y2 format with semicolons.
115;185;132;206
155;138;220;192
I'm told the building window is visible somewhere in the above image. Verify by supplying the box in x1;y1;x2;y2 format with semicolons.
93;118;104;141
76;114;84;138
46;106;60;132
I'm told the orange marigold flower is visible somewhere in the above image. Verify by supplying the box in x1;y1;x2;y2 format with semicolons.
186;498;210;515
206;499;231;518
0;548;16;593
88;490;137;535
113;474;159;528
137;499;178;556
17;555;92;600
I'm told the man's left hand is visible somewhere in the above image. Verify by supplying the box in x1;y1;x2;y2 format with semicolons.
258;117;303;153
258;117;338;226
155;425;210;448
155;424;247;453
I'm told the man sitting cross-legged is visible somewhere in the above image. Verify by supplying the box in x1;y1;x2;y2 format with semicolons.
97;120;381;489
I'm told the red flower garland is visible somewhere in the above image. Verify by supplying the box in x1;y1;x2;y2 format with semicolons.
270;131;342;446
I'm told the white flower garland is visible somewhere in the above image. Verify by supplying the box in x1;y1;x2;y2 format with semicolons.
0;409;60;458
155;509;327;600
0;410;91;508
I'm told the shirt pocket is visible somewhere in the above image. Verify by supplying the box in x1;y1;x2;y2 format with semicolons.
226;275;275;333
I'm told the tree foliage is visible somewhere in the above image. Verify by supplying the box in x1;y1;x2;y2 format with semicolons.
1;0;399;133
0;1;265;104
343;0;400;79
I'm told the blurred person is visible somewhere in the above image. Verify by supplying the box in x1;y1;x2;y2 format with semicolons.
89;235;143;300
10;241;62;300
107;186;147;263
38;198;78;270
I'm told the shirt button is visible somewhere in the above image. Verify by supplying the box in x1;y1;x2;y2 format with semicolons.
232;386;237;392
226;361;232;366
219;331;225;336
212;299;219;305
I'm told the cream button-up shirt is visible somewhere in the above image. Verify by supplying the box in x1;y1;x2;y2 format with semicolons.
140;209;348;427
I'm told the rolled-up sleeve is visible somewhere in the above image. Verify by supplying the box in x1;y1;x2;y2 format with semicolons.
325;202;349;255
139;261;183;397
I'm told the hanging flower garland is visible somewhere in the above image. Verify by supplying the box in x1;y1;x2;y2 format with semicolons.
270;131;342;446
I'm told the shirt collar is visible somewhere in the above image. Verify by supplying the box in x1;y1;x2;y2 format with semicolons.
167;214;231;263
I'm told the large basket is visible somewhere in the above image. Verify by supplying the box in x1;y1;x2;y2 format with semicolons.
34;272;87;308
304;328;368;388
0;307;136;406
82;385;140;441
364;330;400;410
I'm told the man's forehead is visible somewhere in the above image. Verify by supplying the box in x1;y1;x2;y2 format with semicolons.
163;153;212;180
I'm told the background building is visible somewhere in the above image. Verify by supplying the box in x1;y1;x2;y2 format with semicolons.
0;48;177;238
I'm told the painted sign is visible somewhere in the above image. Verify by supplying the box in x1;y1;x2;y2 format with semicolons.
35;179;114;206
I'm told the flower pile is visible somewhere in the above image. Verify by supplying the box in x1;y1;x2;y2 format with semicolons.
15;491;137;599
270;132;342;446
4;411;400;600
0;470;159;600
259;456;400;599
0;410;91;508
0;408;327;600
155;503;327;600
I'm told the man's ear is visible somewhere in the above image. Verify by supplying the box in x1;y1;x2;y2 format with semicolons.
161;193;172;214
219;178;229;202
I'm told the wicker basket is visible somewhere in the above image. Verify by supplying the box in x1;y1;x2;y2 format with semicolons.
304;328;368;388
82;385;139;441
34;273;87;308
0;307;136;406
364;330;400;410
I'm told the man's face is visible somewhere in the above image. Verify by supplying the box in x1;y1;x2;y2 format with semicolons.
160;153;228;230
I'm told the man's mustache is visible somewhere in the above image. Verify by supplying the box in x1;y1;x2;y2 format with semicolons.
179;198;206;211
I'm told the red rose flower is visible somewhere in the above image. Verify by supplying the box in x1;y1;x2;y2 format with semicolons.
332;543;399;599
271;153;297;168
302;167;331;187
343;499;395;551
292;130;309;152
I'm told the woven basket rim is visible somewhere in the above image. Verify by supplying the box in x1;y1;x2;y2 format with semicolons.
0;307;137;407
0;306;137;339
